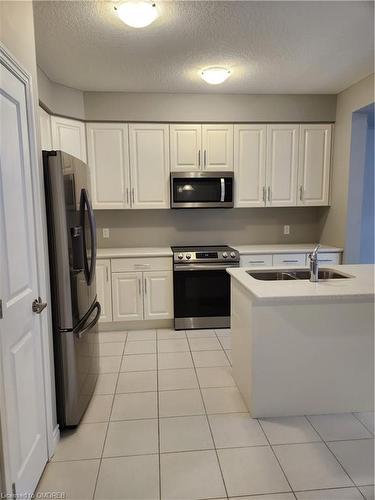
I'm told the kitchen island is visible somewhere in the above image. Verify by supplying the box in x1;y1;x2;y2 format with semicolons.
227;264;374;418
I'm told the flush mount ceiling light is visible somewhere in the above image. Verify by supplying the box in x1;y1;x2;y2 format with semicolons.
201;67;231;85
115;1;158;28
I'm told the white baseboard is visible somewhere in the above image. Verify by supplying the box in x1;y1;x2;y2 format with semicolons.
49;425;60;460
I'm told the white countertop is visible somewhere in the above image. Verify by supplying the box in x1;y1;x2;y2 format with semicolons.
227;264;374;302
97;247;173;258
231;244;343;254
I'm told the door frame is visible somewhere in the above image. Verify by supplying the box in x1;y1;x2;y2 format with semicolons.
0;43;59;492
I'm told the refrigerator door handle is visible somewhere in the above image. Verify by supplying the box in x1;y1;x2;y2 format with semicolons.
74;301;101;339
80;188;97;286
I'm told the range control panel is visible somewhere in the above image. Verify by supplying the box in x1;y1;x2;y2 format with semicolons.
172;246;240;264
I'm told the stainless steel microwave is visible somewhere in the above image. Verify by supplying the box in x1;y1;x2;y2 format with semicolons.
170;171;234;208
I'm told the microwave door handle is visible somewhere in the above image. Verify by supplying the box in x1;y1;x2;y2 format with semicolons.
220;178;225;202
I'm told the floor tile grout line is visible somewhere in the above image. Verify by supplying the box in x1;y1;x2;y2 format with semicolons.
155;330;162;500
256;419;297;498
91;330;128;500
305;415;361;494
215;331;232;366
186;333;230;500
351;411;375;436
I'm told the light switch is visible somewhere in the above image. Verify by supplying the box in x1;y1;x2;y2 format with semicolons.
283;225;290;235
103;228;110;238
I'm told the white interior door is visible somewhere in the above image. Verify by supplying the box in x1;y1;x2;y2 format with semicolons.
112;272;143;321
170;124;202;171
143;271;173;320
234;125;267;207
266;124;299;206
298;124;332;206
0;60;48;496
87;123;130;209
202;124;234;171
129;124;170;209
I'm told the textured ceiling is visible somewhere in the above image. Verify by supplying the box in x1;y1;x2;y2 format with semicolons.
33;1;374;93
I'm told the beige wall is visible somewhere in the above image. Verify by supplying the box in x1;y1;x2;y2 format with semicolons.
95;207;326;248
321;74;374;250
84;92;336;123
38;66;85;120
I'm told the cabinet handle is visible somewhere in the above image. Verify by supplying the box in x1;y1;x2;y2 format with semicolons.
198;150;201;167
262;186;266;203
132;188;135;204
138;279;142;296
126;188;129;205
282;259;299;263
299;186;303;201
106;267;109;282
267;186;271;202
249;260;265;264
144;278;147;295
204;150;207;168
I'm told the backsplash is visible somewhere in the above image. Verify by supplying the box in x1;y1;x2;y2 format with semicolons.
95;207;328;248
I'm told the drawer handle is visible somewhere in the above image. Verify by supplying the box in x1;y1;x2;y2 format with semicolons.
318;259;333;262
248;260;265;264
282;259;299;263
134;264;151;269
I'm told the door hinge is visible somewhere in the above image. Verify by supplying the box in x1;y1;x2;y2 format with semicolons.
0;299;3;319
12;482;16;499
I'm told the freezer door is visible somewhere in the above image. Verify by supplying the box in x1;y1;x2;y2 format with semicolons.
55;300;101;427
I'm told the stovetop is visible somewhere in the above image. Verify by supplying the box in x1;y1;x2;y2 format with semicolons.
171;245;240;264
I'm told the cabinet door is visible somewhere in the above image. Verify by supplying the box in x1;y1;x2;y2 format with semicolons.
234;125;267;207
112;272;143;321
51;116;87;162
129;124;170;209
266;125;299;207
143;271;173;320
298;124;332;206
39;107;52;150
202;124;234;171
87;123;130;209
170;124;202;171
96;259;113;323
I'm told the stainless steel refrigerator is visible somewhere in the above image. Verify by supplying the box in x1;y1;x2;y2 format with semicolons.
43;151;101;427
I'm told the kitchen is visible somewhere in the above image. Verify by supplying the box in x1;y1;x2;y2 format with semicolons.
0;1;374;500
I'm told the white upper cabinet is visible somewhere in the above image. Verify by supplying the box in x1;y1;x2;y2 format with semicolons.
266;124;299;207
129;124;170;209
51;116;87;163
39;107;52;150
202;124;234;171
87;123;130;209
234;125;267;207
298;124;332;206
170;124;202;171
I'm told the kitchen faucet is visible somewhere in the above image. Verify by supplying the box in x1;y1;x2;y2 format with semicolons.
309;244;321;282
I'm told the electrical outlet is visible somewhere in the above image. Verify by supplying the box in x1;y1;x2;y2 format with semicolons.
103;228;110;238
283;225;290;235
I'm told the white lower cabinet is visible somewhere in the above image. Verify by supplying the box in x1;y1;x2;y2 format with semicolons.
96;259;113;323
143;271;173;320
110;257;174;323
112;272;143;322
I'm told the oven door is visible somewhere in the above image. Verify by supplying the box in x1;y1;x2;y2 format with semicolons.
171;172;233;208
173;263;237;329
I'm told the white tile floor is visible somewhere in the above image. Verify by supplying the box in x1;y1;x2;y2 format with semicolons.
36;328;374;500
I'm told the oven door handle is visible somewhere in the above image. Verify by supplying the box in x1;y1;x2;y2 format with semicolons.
174;263;239;271
220;178;225;202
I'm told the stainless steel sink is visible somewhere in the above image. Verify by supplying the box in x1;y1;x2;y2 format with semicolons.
247;268;351;281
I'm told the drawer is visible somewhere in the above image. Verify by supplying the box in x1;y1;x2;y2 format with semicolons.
273;253;306;267
111;257;172;273
240;254;273;267
306;252;341;265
